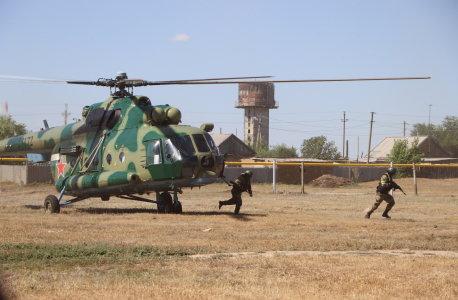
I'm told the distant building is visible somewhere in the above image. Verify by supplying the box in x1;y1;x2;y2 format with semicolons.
366;136;458;164
235;83;278;147
210;134;256;162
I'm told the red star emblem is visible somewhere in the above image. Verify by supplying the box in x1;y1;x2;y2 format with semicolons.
56;158;67;178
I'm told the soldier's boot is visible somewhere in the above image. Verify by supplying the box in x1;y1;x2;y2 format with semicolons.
364;211;373;219
234;204;241;215
382;209;391;219
219;201;223;210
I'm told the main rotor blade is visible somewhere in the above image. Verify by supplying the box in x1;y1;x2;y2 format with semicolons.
66;81;97;85
147;77;431;85
0;75;68;84
148;76;273;84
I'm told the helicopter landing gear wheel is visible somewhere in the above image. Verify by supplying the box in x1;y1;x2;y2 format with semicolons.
157;192;173;214
44;195;60;214
173;202;182;214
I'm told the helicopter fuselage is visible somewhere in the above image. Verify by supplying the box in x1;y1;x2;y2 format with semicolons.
0;95;224;199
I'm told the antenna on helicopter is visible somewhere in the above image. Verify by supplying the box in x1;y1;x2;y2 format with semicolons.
116;72;128;80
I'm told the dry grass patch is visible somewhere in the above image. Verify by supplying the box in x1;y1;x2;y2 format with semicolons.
1;178;458;299
2;255;457;299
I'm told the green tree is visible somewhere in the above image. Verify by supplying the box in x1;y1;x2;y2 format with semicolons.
386;138;424;177
245;138;298;158
0;115;27;165
269;143;298;157
0;115;27;140
410;116;458;157
300;136;342;160
245;137;270;157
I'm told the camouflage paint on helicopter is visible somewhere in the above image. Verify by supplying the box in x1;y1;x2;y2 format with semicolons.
0;94;224;213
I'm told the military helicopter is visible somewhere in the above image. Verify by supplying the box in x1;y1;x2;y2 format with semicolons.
0;72;429;214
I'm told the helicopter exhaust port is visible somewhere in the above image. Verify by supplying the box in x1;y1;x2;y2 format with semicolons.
129;174;139;182
165;107;181;124
145;106;181;125
146;106;166;124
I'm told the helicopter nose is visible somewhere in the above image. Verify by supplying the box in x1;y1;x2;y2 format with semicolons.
182;156;199;178
200;155;215;168
181;154;220;179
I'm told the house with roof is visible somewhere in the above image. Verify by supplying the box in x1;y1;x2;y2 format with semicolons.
210;134;256;162
367;136;458;164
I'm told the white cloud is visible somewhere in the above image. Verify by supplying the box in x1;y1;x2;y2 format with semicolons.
168;34;191;42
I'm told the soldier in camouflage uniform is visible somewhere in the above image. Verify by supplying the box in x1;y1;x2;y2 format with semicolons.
365;167;400;219
219;170;253;214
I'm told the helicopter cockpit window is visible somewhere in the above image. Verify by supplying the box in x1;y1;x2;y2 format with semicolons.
193;134;211;153
146;140;163;165
204;134;220;155
170;135;196;158
164;139;181;162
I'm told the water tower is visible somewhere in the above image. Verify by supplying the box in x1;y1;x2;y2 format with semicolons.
236;83;278;147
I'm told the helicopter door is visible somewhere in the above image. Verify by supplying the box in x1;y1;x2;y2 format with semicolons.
163;138;182;178
146;140;169;180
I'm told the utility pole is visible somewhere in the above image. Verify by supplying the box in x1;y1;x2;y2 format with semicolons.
403;121;407;137
428;104;432;158
357;136;359;163
62;104;71;125
257;117;262;148
367;112;375;164
64;104;68;125
342;111;348;158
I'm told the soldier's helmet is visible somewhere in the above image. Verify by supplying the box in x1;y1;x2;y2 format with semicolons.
245;170;253;177
387;167;397;175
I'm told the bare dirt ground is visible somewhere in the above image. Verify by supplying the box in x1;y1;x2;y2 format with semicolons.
307;174;353;188
1;177;457;299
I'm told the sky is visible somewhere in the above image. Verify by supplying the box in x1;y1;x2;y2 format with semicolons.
1;0;457;159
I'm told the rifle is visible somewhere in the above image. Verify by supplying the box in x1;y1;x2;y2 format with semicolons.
219;175;232;186
392;181;406;195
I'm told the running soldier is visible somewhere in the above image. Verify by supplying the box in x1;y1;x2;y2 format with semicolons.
365;167;405;219
219;170;253;214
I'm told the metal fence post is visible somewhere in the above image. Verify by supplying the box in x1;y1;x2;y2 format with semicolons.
301;162;304;194
413;162;418;196
273;159;276;194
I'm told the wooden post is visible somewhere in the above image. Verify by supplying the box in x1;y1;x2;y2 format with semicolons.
301;162;304;194
413;163;418;196
357;136;359;163
273;159;276;194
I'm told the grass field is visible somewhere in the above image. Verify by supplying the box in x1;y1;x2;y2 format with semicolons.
1;178;457;299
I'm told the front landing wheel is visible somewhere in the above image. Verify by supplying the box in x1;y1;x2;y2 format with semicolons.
44;195;60;214
173;202;182;214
